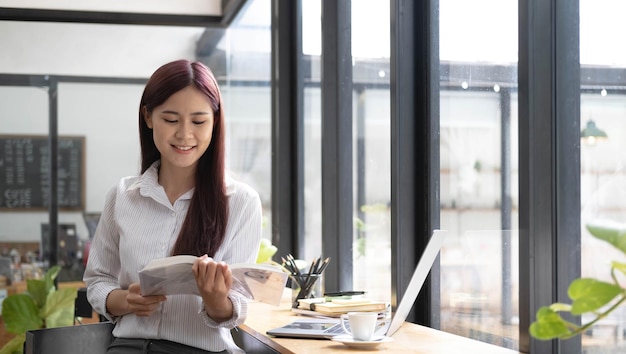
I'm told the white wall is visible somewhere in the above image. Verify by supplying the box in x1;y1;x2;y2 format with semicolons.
0;21;204;77
0;0;222;15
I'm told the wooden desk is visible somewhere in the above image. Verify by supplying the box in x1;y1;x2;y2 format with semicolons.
239;292;522;353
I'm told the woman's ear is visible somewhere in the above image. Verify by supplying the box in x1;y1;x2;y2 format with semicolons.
143;106;153;129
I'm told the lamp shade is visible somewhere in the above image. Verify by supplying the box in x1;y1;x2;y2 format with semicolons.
581;120;607;144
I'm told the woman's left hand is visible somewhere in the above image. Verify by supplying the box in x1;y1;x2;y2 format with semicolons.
192;255;234;321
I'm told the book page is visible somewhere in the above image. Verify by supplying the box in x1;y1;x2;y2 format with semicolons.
230;264;288;306
139;258;199;296
138;257;289;305
141;255;197;271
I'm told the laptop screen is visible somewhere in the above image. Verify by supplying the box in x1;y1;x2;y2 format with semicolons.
266;230;445;339
386;230;445;336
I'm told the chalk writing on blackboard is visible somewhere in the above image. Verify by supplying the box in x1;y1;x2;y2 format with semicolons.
0;135;85;210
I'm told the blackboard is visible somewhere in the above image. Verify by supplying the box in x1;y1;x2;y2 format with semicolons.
0;135;85;210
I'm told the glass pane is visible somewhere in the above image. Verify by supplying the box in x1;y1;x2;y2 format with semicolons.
580;0;626;351
351;1;391;304
303;84;322;262
439;0;519;350
219;0;272;240
303;0;323;264
301;0;391;302
0;86;49;280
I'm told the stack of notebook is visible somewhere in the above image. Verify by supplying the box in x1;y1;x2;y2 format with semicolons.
292;297;389;318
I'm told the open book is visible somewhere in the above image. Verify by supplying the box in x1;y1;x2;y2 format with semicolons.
138;255;289;306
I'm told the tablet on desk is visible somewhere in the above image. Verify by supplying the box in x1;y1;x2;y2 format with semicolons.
267;317;389;339
266;230;445;339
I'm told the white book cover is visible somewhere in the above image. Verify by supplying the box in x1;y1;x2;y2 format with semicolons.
138;255;288;306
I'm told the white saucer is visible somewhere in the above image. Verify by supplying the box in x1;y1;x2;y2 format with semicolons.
331;335;394;349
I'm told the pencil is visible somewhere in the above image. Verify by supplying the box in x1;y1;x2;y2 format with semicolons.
317;257;330;274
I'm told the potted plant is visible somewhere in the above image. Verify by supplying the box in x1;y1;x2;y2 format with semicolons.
530;221;626;340
0;265;78;354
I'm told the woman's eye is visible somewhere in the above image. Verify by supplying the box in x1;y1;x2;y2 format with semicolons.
193;121;207;125
163;118;177;124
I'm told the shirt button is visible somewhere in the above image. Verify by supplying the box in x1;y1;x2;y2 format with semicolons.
171;212;175;217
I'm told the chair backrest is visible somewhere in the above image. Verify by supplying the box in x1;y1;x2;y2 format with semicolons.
25;322;114;354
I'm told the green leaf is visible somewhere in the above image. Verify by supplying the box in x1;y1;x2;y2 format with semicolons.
530;306;572;340
1;294;43;334
0;333;26;354
25;278;48;308
548;303;572;312
586;222;626;254
43;265;61;291
25;265;61;307
612;261;626;276
568;278;622;315
40;287;78;327
45;303;75;328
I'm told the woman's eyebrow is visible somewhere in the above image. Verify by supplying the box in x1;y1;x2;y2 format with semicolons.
191;111;211;116
160;110;211;116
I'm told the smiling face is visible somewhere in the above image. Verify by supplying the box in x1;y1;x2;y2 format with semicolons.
144;85;215;174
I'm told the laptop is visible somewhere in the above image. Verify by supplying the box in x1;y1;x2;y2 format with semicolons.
266;230;445;339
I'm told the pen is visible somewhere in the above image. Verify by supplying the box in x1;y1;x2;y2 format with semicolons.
323;291;366;297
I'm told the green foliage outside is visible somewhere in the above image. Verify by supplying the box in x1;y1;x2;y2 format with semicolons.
256;238;278;264
0;266;78;354
530;222;626;340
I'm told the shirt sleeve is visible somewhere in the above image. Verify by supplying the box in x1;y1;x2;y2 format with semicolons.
198;292;249;329
83;185;122;321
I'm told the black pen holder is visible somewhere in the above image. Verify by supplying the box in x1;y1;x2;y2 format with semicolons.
290;274;322;308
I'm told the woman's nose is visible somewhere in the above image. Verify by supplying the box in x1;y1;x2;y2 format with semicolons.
175;121;193;138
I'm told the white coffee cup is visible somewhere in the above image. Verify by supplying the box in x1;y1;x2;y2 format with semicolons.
340;311;378;341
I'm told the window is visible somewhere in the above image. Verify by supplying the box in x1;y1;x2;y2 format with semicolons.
579;0;626;351
439;0;519;348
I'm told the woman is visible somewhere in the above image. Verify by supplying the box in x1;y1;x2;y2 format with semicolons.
84;59;262;354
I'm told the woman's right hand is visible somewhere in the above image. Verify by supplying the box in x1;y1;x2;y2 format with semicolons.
126;282;167;317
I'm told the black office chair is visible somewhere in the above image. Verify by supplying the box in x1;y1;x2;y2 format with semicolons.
24;322;283;354
231;327;280;354
27;288;275;354
24;322;115;354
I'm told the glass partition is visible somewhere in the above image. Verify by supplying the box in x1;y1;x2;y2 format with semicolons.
0;0;272;279
0;85;50;280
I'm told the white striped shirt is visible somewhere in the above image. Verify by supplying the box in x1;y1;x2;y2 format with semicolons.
83;161;262;354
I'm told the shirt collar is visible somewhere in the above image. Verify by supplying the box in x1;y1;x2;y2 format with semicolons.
129;160;234;198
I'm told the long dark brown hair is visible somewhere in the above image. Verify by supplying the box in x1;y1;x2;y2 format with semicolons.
138;59;228;257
